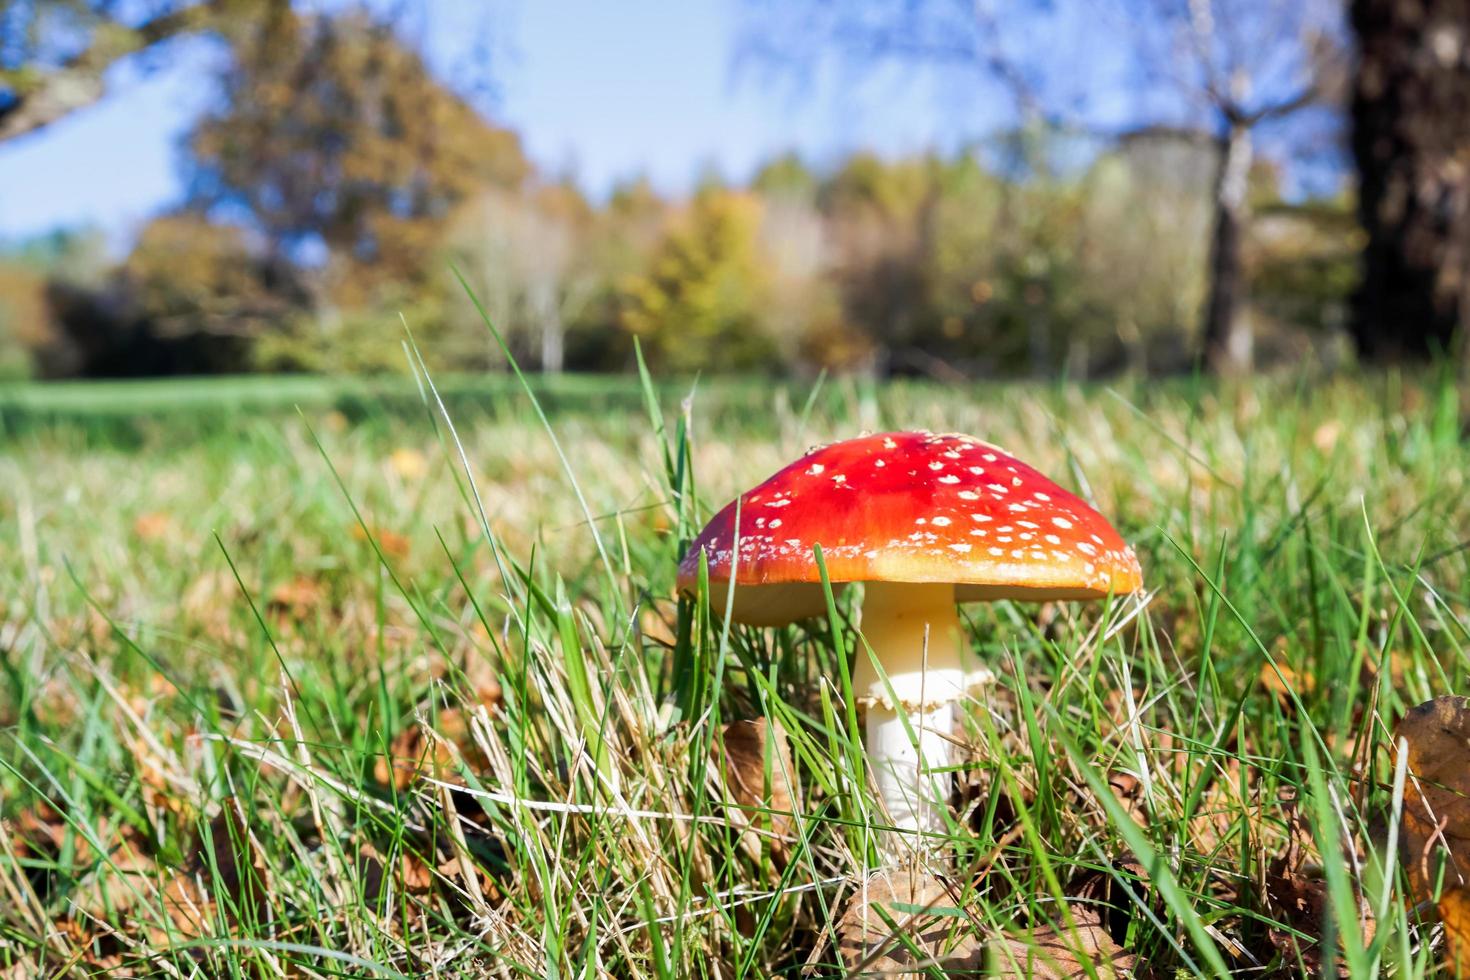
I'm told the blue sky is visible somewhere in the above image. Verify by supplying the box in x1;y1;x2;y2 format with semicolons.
0;0;1000;248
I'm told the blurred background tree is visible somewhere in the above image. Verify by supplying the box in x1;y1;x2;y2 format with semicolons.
1350;0;1470;363
1;0;1465;380
741;0;1347;374
619;188;779;373
1;0;283;142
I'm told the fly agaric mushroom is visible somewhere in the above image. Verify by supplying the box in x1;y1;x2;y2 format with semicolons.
678;431;1142;846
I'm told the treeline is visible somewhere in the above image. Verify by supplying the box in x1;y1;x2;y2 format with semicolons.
0;9;1355;381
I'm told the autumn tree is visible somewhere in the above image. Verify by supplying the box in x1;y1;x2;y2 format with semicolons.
36;212;307;377
619;189;779;373
743;0;1345;374
443;181;597;372
188;8;530;310
1350;0;1470;362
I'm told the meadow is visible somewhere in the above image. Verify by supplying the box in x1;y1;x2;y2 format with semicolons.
1;366;1468;977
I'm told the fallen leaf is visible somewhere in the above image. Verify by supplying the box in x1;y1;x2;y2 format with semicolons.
132;512;173;541
374;709;488;790
157;797;268;942
1261;661;1316;702
1263;786;1374;976
836;869;981;977
989;858;1146;979
1393;696;1470;901
351;523;411;559
638;603;678;648
268;576;326;620
719;718;798;866
1108;771;1146;826
1443;887;1470;978
1393;696;1470;975
989;922;1136;978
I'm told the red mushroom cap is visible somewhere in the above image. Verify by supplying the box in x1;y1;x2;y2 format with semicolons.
678;431;1143;625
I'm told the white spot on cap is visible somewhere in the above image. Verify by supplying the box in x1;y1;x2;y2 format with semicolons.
786;538;801;547
932;516;952;526
915;517;927;525
988;483;1008;494
1078;542;1097;556
1034;491;1051;501
982;453;997;462
1018;520;1039;528
929;461;945;471
831;473;847;484
949;543;972;553
1052;516;1073;529
883;437;898;449
807;463;825;476
971;513;992;522
767;498;790;507
938;474;960;484
1045;534;1062;545
988;547;1004;556
957;490;979;501
875;459;886;468
769;519;783;528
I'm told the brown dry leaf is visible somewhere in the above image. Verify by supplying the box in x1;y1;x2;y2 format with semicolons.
132;512;173;541
374;709;487;790
1442;888;1470;978
268;576;326;620
1261;661;1316;702
836;870;982;977
990;922;1136;979
1264;787;1375;976
1108;771;1146;826
1312;421;1343;452
638;603;678;649
990;859;1147;979
719;719;797;866
1392;696;1470;901
351;523;411;559
156;797;268;943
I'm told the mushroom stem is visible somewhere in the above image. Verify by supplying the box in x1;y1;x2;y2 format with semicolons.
853;582;975;849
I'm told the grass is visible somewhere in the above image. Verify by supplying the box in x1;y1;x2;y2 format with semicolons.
0;361;1467;976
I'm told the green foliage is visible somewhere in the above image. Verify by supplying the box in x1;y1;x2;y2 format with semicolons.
1;370;1467;975
189;8;529;309
619;189;780;372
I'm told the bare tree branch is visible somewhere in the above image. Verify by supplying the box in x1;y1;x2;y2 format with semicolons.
0;3;219;143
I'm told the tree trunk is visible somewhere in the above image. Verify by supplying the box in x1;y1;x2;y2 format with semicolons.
1201;123;1254;374
541;309;565;374
1350;0;1470;362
